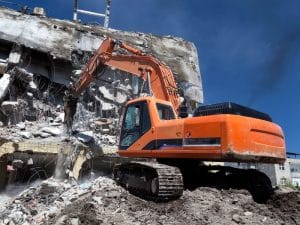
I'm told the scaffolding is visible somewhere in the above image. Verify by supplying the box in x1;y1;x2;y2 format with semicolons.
73;0;111;28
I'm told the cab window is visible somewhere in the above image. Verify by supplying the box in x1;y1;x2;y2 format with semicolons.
156;103;175;120
124;105;140;130
120;101;151;149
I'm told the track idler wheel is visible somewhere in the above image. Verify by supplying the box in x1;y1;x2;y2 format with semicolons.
247;169;273;203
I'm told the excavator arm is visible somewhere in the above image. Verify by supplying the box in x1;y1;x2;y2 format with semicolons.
64;38;181;131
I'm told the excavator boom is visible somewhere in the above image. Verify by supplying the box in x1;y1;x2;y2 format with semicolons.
64;38;180;131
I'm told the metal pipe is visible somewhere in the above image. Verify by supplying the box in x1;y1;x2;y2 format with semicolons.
77;9;106;18
104;0;111;28
73;0;111;28
147;71;153;96
73;0;78;21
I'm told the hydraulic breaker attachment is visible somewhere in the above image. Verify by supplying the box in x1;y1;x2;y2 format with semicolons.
63;88;78;133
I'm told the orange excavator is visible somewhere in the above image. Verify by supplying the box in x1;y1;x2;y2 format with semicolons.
64;38;286;202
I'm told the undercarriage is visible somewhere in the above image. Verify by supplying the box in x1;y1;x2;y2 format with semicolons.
113;158;273;203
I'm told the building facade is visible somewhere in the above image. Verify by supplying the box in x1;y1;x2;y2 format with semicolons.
225;155;300;187
289;158;300;187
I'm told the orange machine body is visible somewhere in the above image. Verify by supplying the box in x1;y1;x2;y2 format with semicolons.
65;38;286;165
118;97;286;164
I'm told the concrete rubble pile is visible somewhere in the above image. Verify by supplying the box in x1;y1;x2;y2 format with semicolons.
0;176;299;225
0;84;118;182
0;49;122;148
0;177;125;225
0;97;117;147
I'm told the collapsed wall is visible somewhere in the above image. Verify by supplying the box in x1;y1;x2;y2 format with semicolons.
0;6;203;104
0;4;203;131
0;6;203;188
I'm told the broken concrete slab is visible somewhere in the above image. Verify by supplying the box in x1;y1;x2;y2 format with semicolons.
0;74;14;102
53;113;64;123
16;123;26;130
38;179;64;195
8;47;22;64
40;132;52;138
40;127;62;136
0;6;203;104
76;131;94;144
1;101;18;112
19;131;32;139
98;86;128;105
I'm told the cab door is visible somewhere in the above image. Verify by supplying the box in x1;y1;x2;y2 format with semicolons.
119;101;151;150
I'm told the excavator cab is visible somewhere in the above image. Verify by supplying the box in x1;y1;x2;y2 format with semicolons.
119;100;151;150
119;96;180;152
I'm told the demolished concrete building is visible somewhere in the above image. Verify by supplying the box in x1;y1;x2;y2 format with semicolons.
0;6;203;188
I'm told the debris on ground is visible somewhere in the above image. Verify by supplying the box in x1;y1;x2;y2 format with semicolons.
0;177;299;225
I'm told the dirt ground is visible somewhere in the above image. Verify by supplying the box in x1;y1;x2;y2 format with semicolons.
0;176;299;225
58;187;300;225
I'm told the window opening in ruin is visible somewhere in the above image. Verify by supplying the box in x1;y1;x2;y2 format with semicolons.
279;164;285;170
280;177;287;185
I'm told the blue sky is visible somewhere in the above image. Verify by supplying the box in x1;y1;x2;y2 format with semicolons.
2;0;300;153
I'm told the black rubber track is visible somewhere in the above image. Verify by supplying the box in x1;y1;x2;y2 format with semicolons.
113;161;183;202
